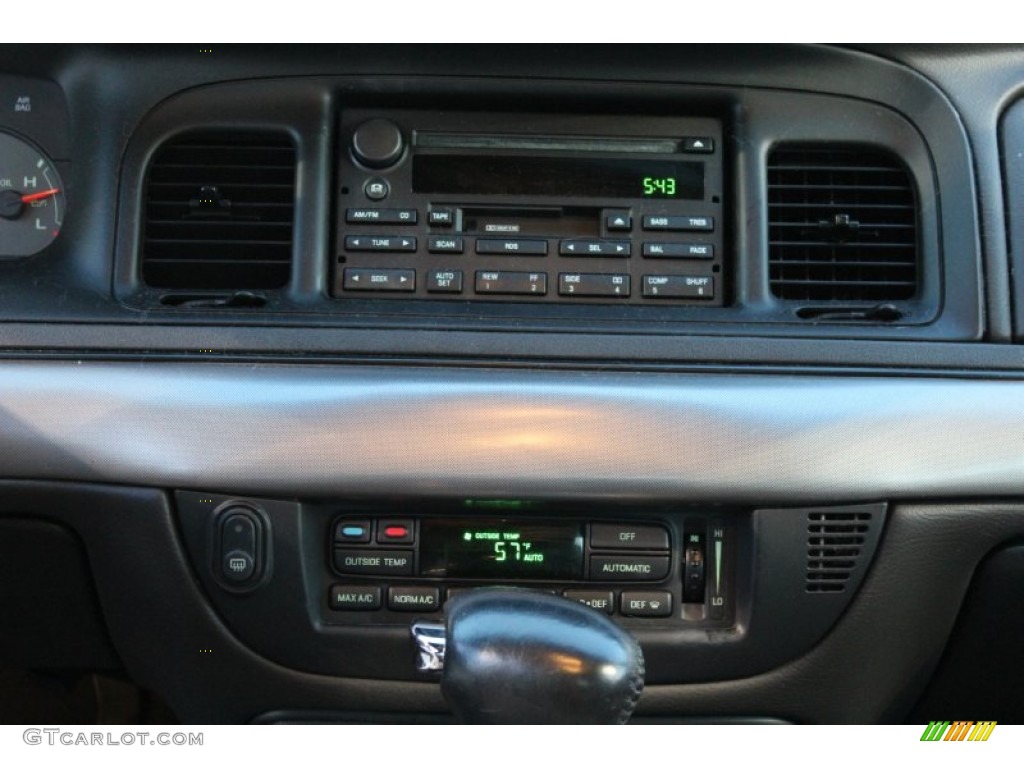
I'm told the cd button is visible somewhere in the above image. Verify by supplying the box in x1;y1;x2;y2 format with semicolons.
345;208;417;225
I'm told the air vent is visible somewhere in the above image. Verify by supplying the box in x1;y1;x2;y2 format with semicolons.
768;144;918;303
805;510;874;593
142;132;296;290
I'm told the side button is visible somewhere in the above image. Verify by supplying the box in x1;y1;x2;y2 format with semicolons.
329;585;382;611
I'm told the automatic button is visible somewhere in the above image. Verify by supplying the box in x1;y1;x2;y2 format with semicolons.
620;591;673;617
590;523;669;550
589;555;670;581
334;548;414;575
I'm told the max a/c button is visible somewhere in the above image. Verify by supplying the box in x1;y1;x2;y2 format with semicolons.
329;585;382;611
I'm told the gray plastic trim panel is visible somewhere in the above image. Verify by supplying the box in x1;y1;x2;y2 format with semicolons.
0;361;1023;502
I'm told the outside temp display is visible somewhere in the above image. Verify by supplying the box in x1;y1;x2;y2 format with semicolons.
419;519;585;580
412;155;704;199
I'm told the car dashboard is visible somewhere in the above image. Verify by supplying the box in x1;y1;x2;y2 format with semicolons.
1;43;1024;725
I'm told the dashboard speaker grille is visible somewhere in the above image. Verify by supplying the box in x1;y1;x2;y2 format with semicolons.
806;510;874;593
141;132;296;290
768;144;918;303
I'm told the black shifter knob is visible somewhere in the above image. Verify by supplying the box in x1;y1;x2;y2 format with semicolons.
440;589;645;724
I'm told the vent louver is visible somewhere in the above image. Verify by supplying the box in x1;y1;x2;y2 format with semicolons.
768;145;918;303
142;132;296;290
805;510;874;593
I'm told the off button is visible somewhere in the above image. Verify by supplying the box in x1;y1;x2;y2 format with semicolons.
590;523;669;550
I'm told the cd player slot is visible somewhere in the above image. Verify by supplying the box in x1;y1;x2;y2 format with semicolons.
460;206;599;238
415;132;680;154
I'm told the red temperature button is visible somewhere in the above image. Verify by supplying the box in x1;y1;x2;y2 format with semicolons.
377;519;415;544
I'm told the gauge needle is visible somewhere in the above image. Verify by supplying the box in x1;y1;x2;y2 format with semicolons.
20;188;60;203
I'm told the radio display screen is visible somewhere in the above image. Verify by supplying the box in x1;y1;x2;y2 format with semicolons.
412;155;704;199
419;519;585;580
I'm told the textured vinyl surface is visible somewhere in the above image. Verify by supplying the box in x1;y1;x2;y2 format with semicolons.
0;361;1021;501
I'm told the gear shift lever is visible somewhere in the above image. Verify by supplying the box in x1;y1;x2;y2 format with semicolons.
412;588;645;724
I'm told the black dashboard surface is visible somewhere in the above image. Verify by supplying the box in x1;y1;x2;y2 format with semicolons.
2;43;1024;726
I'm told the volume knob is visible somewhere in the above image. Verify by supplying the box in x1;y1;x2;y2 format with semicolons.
351;119;405;170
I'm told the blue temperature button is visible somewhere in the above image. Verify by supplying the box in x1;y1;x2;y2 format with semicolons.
335;520;372;544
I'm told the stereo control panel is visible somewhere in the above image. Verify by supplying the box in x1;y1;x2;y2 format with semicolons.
333;109;725;306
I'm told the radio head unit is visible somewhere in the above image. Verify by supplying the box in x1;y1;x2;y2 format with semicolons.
333;109;725;306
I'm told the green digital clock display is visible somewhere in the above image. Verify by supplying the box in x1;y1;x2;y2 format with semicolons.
419;519;585;580
643;176;677;197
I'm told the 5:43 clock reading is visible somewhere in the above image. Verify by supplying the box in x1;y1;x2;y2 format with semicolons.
642;176;677;197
